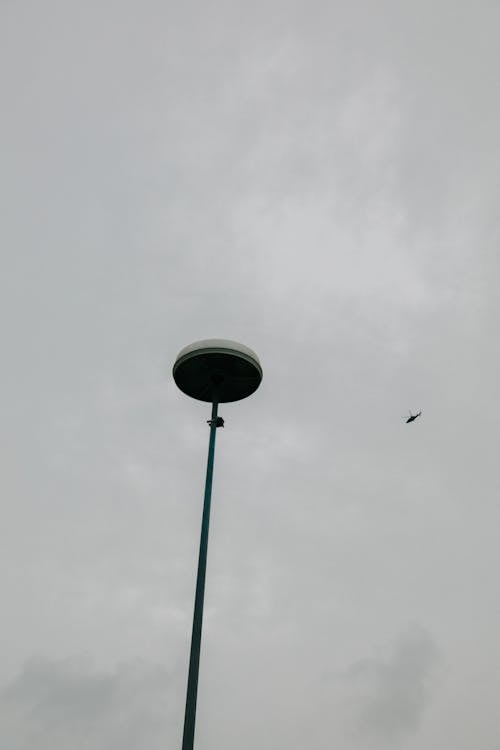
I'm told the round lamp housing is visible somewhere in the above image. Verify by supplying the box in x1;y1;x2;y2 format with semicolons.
173;339;262;403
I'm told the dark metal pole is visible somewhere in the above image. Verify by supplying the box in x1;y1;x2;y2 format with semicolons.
182;400;219;750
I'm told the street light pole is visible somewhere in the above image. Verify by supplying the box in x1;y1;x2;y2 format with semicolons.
182;400;218;750
173;339;262;750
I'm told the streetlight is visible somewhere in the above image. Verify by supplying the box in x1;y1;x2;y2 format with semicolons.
173;339;263;750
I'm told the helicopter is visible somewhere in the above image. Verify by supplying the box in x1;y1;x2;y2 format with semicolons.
405;410;422;424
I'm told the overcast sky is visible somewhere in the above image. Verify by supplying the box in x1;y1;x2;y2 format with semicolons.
1;1;499;748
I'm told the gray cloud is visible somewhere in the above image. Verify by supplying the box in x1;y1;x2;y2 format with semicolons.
0;658;180;750
341;626;440;744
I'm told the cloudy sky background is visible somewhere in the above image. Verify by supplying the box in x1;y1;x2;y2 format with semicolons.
1;1;499;747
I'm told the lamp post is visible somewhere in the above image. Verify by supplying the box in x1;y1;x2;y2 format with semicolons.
173;339;263;750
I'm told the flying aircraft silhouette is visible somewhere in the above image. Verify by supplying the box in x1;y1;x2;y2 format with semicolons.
405;410;422;424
